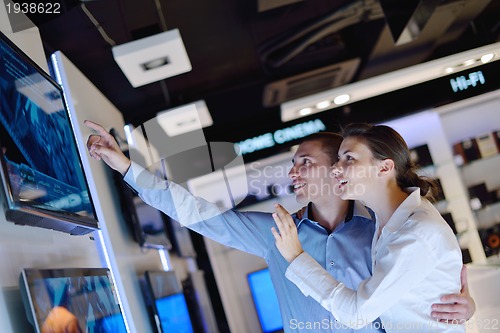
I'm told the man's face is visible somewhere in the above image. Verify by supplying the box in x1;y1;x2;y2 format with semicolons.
288;140;337;205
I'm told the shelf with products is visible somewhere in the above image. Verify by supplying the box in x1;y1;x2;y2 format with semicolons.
451;150;500;261
453;129;500;168
409;144;471;238
472;200;500;260
456;151;500;170
437;89;500;263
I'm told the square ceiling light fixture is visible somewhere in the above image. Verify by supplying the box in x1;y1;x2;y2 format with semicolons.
112;29;191;87
156;100;213;137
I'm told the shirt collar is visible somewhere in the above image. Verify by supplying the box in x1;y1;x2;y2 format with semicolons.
384;187;421;233
297;200;373;227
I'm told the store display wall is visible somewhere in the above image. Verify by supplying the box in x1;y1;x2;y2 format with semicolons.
0;27;102;333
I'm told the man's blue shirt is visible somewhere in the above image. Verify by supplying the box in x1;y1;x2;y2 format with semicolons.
124;164;384;333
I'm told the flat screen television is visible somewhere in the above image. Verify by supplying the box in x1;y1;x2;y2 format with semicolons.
19;267;127;333
145;270;194;333
0;31;98;235
247;267;283;333
113;166;173;249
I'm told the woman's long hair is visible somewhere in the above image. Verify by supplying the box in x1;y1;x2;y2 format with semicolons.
342;123;438;201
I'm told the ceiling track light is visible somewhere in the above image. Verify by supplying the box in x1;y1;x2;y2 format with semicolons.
333;94;350;105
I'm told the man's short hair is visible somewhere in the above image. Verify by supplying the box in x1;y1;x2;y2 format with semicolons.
300;132;343;165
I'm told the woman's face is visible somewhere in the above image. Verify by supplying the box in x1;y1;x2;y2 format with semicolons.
333;136;381;201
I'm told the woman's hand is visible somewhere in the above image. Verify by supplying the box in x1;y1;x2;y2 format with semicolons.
271;204;304;263
84;120;131;175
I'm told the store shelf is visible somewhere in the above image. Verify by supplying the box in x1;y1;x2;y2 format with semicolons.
458;153;500;170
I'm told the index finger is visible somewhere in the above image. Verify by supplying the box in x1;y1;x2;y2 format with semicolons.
84;120;109;136
274;203;291;217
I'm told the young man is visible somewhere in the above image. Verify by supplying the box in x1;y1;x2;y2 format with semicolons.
85;120;473;333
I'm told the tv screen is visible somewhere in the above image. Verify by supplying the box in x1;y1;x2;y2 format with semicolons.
0;31;98;235
20;267;127;333
112;160;172;250
145;270;194;333
247;267;283;333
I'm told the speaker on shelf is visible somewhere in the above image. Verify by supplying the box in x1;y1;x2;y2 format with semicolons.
468;183;496;210
433;178;446;202
461;248;472;264
441;212;457;234
494;130;500;152
453;138;481;164
476;132;499;158
478;224;500;257
409;144;433;168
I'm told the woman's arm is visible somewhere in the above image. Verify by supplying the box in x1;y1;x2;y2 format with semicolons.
432;265;476;322
272;204;468;327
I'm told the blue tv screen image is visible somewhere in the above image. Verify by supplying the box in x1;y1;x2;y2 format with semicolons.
155;293;193;333
247;268;283;333
21;268;127;333
0;32;97;233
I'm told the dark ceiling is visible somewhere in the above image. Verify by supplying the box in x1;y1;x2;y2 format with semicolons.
27;0;500;137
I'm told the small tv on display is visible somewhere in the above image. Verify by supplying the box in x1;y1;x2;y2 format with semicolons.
145;270;194;333
20;267;127;333
110;130;172;250
0;31;98;235
112;165;172;250
247;267;283;333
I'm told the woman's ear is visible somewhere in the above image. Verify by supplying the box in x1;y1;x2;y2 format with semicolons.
378;159;395;176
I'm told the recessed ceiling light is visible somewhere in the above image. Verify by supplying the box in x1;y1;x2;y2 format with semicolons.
333;94;350;105
481;53;494;63
298;107;313;116
463;59;476;66
315;100;331;109
142;57;169;70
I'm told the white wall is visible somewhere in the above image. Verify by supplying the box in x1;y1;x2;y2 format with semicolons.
52;52;166;333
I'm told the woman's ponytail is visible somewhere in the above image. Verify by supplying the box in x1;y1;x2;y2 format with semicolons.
398;165;438;201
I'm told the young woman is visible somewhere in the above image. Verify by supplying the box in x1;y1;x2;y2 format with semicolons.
272;123;465;332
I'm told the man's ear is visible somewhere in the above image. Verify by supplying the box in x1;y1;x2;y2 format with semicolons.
378;159;395;176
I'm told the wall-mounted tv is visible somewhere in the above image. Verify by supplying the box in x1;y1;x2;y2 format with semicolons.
145;270;194;333
113;166;173;249
247;267;283;333
19;267;127;333
110;128;172;249
0;31;98;235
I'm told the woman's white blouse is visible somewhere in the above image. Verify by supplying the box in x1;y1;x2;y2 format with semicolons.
285;188;465;332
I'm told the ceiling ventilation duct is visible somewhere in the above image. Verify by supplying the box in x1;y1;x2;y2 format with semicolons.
262;58;360;107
